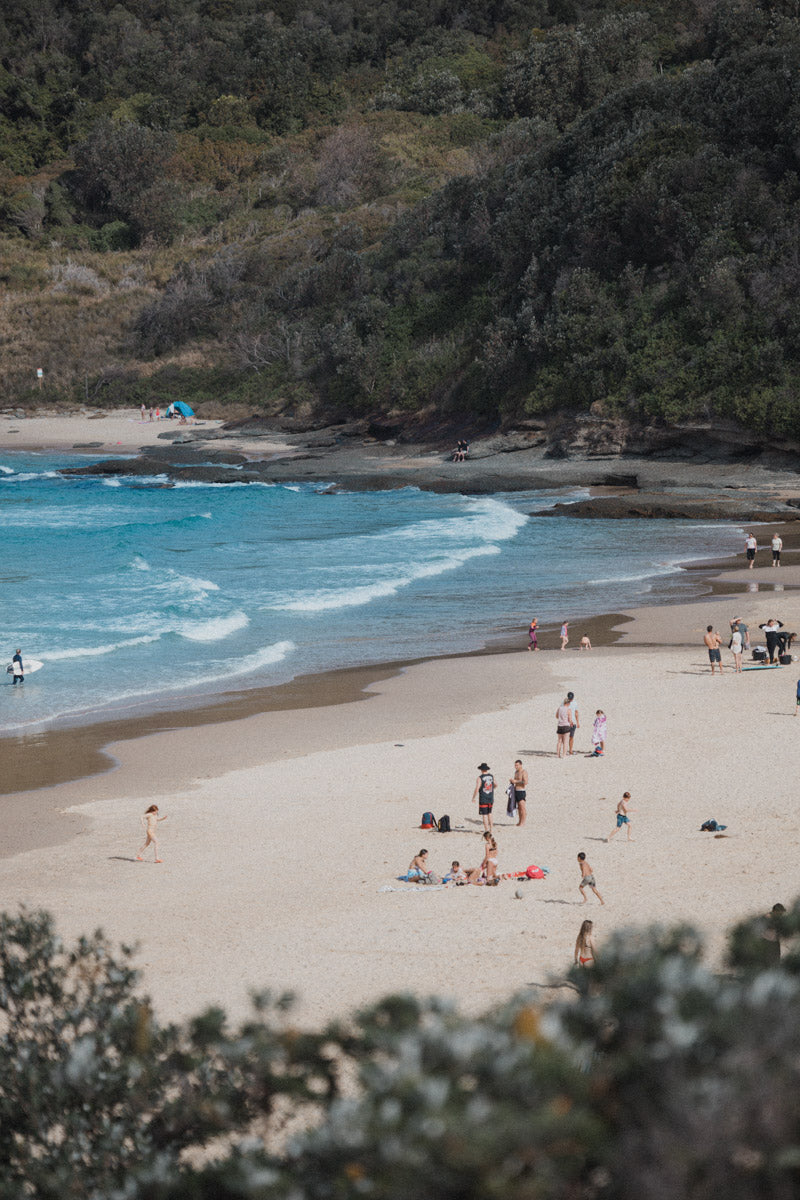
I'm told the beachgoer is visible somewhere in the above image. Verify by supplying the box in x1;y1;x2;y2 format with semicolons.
527;618;538;651
407;849;431;881
148;407;154;422
605;792;635;842
577;852;604;904
140;403;147;422
732;617;750;651
560;621;569;651
556;697;572;758
759;618;784;663
580;634;592;650
745;533;758;569
155;406;161;421
761;903;786;964
566;691;580;755
796;678;800;716
137;804;166;862
472;762;495;832
704;625;723;674
730;624;743;673
11;649;23;685
483;833;499;883
510;759;528;827
574;919;598;967
591;710;606;756
464;833;497;884
445;861;467;883
772;533;783;567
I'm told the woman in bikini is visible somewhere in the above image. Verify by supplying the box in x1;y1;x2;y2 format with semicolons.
137;804;167;862
466;833;499;884
574;919;597;967
527;618;538;651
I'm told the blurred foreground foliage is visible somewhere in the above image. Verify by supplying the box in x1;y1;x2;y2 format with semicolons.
2;904;800;1200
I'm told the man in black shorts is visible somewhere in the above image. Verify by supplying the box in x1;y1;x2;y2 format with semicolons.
472;761;495;833
703;626;723;674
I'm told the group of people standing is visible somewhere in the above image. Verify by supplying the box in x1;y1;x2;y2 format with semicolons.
704;616;795;672
745;532;784;568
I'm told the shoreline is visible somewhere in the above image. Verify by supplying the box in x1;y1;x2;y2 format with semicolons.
2;574;799;1027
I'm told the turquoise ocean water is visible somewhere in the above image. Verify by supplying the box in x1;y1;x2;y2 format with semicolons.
0;452;742;734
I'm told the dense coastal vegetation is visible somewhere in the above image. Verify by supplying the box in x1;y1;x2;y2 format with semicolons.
3;0;800;439
1;904;798;1199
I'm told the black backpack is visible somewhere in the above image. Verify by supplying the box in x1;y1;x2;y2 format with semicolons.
437;814;451;833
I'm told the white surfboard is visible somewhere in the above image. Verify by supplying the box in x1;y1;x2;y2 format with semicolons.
6;658;43;675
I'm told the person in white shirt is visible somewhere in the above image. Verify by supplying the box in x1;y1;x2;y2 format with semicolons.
772;533;783;567
745;533;758;569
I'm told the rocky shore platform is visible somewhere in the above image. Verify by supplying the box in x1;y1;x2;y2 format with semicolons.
56;417;800;523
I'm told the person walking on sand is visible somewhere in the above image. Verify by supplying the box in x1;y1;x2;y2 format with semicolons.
577;852;604;904
591;710;607;756
605;792;635;842
473;762;496;833
729;623;743;673
556;697;572;758
745;532;758;569
10;648;24;685
574;919;598;967
510;759;528;827
566;691;580;755
704;626;724;674
527;617;538;651
772;533;783;567
560;621;569;651
137;804;167;862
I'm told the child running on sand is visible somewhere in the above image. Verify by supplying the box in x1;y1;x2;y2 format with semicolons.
574;919;598;967
577;852;604;904
605;792;635;842
137;804;167;862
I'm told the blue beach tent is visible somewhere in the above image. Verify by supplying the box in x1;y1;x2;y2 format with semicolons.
166;401;194;418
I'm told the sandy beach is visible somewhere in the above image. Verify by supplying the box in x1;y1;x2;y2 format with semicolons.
3;411;800;1029
1;559;798;1028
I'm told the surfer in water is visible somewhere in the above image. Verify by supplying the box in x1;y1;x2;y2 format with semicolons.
11;649;23;684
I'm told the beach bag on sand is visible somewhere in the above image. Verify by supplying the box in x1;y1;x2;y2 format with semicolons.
780;654;793;665
526;865;546;879
423;872;442;885
752;646;767;661
437;814;451;833
420;811;436;829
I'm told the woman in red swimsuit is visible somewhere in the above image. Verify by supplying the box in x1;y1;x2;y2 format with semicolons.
574;919;597;967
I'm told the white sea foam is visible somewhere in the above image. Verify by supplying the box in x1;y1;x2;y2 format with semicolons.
0;465;14;474
1;641;297;732
177;611;250;641
38;634;161;661
273;543;503;612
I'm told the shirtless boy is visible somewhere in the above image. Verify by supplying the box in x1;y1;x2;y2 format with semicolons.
510;759;528;827
577;852;604;904
605;791;635;842
704;625;723;674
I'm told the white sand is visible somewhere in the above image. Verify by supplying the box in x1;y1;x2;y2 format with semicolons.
1;577;798;1028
